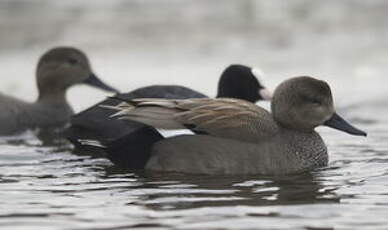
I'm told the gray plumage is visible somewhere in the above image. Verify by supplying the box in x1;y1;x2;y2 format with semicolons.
0;93;73;134
0;47;117;135
105;76;366;175
147;131;327;175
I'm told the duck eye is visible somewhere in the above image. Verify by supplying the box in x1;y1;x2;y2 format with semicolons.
68;58;78;65
301;95;322;105
310;99;322;105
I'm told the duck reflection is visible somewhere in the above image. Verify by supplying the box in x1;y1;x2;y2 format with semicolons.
98;169;340;211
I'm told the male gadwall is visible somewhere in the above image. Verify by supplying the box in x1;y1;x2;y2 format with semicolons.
65;64;271;167
105;76;366;175
0;47;118;135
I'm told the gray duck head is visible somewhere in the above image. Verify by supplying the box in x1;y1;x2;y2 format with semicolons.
36;47;118;99
271;76;366;136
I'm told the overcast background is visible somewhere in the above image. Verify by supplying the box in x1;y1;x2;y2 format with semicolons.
0;0;387;112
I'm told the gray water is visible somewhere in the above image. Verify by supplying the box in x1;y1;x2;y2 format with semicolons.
1;1;388;229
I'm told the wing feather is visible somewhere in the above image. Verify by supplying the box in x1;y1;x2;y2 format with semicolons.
102;98;278;142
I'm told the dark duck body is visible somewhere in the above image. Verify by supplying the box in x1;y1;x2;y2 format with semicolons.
64;64;271;169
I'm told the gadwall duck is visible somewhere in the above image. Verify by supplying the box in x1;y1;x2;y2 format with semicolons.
104;76;366;175
65;64;271;167
0;47;118;135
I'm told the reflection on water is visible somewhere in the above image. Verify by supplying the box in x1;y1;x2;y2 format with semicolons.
1;0;388;229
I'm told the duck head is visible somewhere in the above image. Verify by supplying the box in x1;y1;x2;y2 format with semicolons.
216;64;272;103
36;47;118;99
271;76;366;136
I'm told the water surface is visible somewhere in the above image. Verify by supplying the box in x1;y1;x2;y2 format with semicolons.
0;1;388;229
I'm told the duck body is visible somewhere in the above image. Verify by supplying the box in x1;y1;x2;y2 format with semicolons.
64;85;207;167
147;129;327;175
104;76;366;175
0;93;73;135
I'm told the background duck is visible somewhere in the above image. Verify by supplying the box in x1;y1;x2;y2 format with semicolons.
0;47;118;136
105;76;366;175
65;64;271;168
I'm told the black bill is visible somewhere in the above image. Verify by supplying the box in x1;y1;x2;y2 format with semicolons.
324;113;367;136
84;73;119;93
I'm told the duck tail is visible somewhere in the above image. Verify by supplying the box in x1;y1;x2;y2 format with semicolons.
100;98;186;130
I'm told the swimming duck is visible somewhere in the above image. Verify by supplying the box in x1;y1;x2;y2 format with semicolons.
105;76;366;175
65;64;271;168
0;47;118;135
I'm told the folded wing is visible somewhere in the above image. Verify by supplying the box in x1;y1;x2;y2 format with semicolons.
102;97;278;143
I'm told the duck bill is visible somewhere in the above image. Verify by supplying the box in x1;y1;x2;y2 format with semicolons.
324;113;367;136
258;88;272;101
84;73;119;93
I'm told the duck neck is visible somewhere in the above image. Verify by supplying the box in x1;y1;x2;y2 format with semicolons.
278;126;316;136
37;88;68;106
